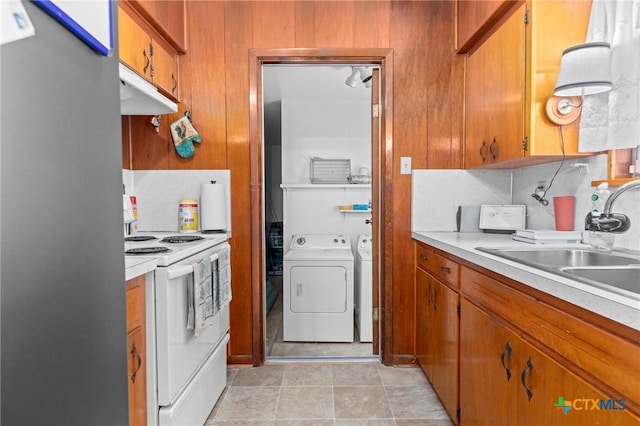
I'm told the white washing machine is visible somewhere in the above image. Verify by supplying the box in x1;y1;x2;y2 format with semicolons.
355;235;373;342
283;234;354;342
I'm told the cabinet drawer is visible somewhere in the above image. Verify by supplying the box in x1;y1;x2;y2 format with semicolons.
126;275;145;331
461;266;640;407
416;244;436;273
416;243;459;289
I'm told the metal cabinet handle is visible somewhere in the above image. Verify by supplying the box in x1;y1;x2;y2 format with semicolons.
420;253;428;261
172;73;177;94
479;139;487;162
142;49;150;75
501;341;512;381
440;266;451;274
489;137;497;161
433;286;437;311
520;358;534;402
130;343;142;384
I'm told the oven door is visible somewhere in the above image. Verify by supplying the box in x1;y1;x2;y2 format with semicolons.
154;243;230;406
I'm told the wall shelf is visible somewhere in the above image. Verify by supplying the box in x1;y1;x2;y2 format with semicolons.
338;208;372;213
281;184;371;189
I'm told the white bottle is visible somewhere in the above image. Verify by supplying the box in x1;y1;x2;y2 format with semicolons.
588;183;614;251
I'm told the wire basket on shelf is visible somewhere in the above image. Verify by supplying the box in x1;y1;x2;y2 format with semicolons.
309;157;351;184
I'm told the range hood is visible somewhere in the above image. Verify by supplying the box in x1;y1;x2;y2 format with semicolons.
119;63;178;115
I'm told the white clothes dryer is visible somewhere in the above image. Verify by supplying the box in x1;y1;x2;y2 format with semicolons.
283;234;354;342
355;235;373;342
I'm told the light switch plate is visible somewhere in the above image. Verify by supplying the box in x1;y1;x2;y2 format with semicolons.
401;157;412;175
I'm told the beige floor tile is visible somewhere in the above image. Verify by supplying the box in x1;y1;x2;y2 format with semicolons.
283;364;333;386
377;365;429;387
213;387;280;421
274;420;334;426
395;420;454;426
333;386;392;418
335;419;396;425
207;421;274;426
385;386;449;419
332;364;382;386
231;365;285;387
276;386;334;419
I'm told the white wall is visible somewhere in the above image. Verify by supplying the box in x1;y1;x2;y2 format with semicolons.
411;154;640;253
281;98;371;183
279;97;372;253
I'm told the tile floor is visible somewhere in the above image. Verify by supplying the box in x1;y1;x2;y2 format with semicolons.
205;363;454;425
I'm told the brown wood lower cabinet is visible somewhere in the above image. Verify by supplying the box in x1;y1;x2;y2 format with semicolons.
460;298;638;425
415;243;459;423
126;275;147;426
459;265;640;425
414;240;640;425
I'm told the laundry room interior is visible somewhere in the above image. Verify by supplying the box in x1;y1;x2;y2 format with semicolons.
262;64;376;359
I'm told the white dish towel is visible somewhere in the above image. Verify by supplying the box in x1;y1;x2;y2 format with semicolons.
186;259;215;337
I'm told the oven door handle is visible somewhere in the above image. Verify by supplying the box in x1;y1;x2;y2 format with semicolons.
166;253;220;280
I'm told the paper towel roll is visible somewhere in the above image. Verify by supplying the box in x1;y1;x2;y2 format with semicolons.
200;183;228;231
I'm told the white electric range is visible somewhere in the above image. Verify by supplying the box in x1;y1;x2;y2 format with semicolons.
125;231;231;426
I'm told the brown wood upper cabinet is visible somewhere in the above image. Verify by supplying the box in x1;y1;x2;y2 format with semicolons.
456;0;519;53
118;4;180;101
464;1;592;169
123;0;186;53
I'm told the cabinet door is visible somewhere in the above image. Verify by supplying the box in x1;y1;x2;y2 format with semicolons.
432;279;459;422
464;42;489;168
152;40;179;100
485;4;525;164
128;327;147;426
118;6;152;80
517;338;640;426
128;0;187;52
460;299;518;425
416;268;435;381
464;4;526;168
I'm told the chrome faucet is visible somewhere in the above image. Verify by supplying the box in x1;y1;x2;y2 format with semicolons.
585;179;640;233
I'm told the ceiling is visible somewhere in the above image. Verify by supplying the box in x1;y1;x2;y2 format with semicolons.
262;65;373;104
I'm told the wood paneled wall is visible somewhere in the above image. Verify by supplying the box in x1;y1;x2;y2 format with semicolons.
124;0;463;365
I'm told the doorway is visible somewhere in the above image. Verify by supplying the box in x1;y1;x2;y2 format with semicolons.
263;64;375;359
248;48;394;366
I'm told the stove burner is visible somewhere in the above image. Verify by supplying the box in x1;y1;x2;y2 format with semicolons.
126;247;170;255
125;235;157;242
161;235;204;244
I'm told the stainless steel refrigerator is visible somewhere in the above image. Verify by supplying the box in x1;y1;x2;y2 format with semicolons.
1;2;128;424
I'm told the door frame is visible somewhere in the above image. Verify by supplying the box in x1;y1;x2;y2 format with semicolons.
249;48;394;365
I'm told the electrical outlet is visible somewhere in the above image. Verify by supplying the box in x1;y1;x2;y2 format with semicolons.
401;157;412;175
537;180;547;190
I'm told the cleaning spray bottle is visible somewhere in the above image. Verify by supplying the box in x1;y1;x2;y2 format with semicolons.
587;183;615;251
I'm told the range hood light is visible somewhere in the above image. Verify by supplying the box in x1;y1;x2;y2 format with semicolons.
119;63;178;115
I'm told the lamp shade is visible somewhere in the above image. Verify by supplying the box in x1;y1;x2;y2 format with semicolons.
554;42;612;96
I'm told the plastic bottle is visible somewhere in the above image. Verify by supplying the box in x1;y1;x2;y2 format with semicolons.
588;183;615;251
590;183;610;216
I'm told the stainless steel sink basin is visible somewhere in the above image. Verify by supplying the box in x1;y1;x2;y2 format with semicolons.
476;247;640;268
561;267;640;295
476;247;640;300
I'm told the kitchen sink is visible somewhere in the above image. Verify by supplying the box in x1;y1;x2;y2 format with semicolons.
561;266;640;295
476;248;640;268
476;247;640;300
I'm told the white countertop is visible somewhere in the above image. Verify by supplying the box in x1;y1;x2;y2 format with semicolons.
125;257;157;281
412;231;640;331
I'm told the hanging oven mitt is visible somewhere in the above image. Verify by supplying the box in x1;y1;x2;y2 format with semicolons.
170;113;202;158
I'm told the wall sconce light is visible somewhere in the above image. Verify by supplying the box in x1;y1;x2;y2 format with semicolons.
345;66;372;88
546;42;612;125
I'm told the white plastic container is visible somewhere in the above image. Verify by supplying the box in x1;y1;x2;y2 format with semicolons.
178;198;199;233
